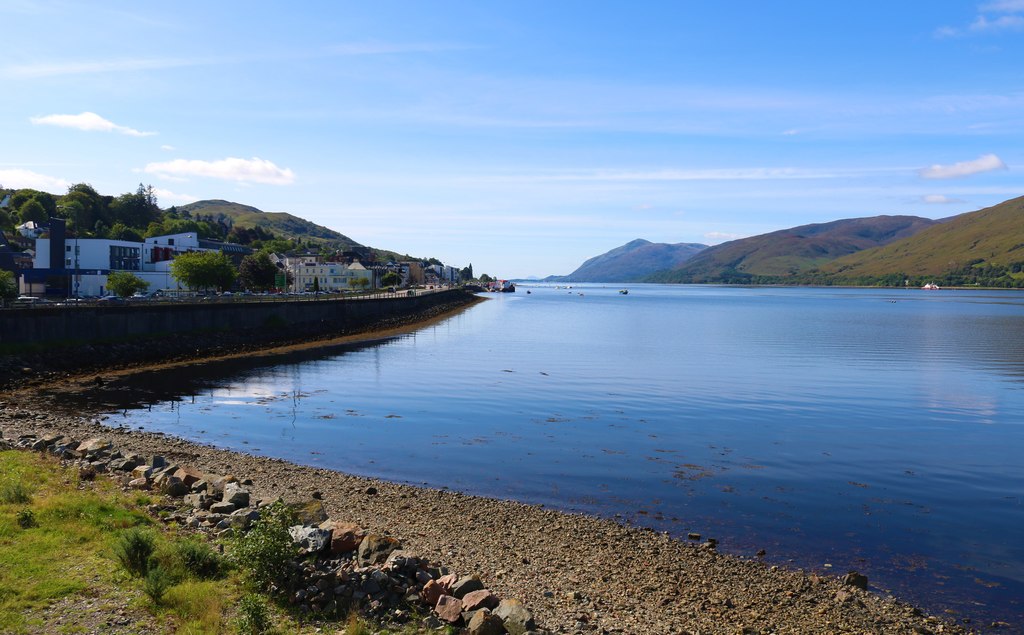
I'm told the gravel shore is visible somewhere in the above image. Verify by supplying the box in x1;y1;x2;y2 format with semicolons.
0;330;977;634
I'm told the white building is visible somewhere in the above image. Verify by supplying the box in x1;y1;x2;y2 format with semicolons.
288;257;375;292
27;232;233;297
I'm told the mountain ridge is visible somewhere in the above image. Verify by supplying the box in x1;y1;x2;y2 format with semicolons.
546;239;707;282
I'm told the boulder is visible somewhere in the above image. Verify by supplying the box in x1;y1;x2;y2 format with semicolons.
76;437;112;456
357;534;401;567
437;573;459;593
173;466;204;489
435;595;464;624
462;589;500;611
289;525;332;553
223;483;251;508
842;571;868;590
452;575;485;599
131;465;154;480
160;476;190;497
288;499;329;525
468;608;507;635
127;477;150;490
319;519;365;554
494;599;536;634
421;580;444;607
209;501;236;514
150;455;167;469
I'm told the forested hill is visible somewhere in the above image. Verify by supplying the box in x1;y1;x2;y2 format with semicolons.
546;239;707;282
177;200;363;251
646;215;938;284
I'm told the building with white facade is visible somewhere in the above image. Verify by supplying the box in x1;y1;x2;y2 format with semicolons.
288;256;375;292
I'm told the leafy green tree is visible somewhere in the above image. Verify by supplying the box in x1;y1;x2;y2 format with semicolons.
0;270;17;303
170;250;237;292
17;199;48;225
479;273;493;283
109;222;144;242
312;277;320;293
381;271;401;288
61;184;109;233
238;252;278;291
106;271;150;297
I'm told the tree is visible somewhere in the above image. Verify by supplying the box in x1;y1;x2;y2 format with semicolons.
109;222;144;242
0;270;17;303
238;252;278;291
312;277;320;294
106;271;149;297
460;264;473;280
170;250;237;292
479;273;493;283
381;271;401;288
17;199;48;225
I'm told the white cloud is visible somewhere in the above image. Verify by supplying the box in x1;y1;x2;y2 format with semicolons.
0;168;70;192
970;14;1024;31
981;0;1024;13
143;157;296;185
922;194;966;204
30;112;156;137
152;188;198;204
704;231;745;243
160;144;176;151
918;153;1007;179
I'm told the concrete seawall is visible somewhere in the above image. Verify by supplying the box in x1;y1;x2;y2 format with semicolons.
0;290;478;385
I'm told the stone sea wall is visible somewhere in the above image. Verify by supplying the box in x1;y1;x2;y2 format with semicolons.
0;289;478;386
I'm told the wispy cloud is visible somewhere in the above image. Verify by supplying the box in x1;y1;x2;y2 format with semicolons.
30;112;156;137
704;231;745;243
0;168;70;191
936;0;1024;37
4;57;205;79
152;187;198;204
921;194;967;204
160;145;176;151
143;157;295;185
918;154;1007;179
523;166;901;183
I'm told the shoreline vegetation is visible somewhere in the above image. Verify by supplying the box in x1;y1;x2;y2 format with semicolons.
0;302;980;634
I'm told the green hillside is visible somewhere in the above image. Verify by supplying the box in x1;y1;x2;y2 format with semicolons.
547;239;707;282
178;200;363;251
821;195;1024;286
649;215;937;283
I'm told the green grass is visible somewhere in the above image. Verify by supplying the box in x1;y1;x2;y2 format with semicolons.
0;450;435;634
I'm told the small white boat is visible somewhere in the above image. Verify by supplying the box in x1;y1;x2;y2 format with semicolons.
922;282;940;290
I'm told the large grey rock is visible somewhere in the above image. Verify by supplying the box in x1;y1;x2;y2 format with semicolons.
289;525;332;553
161;476;190;497
357;534;401;567
494;599;536;634
468;609;507;635
209;501;237;514
223;482;250;508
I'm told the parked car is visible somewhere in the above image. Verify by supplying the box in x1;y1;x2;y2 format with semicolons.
97;295;125;305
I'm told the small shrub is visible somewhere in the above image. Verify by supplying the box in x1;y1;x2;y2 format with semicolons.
16;508;36;529
134;494;153;507
1;482;32;504
174;538;223;579
229;501;296;590
343;613;373;635
235;593;271;635
143;566;173;605
114;527;156;577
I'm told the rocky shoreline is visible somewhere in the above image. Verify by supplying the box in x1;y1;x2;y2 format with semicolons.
1;389;977;634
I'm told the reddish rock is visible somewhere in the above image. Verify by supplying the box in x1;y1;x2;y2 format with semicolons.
421;579;444;606
319;519;365;554
173;466;204;488
435;595;464;624
462;589;500;611
437;573;459;593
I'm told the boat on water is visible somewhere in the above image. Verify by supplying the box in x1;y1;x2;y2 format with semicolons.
619;289;629;295
922;282;940;290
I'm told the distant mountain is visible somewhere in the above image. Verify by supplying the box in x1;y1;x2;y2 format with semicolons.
177;200;364;251
647;215;938;283
821;195;1024;285
547;239;707;282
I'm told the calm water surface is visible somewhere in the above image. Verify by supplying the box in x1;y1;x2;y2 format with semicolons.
92;285;1024;627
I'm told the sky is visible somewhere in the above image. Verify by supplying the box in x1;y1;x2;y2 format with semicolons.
2;1;1024;278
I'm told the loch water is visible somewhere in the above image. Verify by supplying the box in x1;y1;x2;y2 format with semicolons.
92;285;1024;627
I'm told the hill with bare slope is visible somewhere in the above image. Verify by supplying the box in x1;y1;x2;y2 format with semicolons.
647;215;938;284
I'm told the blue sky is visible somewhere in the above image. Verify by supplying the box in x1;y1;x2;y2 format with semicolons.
2;1;1023;278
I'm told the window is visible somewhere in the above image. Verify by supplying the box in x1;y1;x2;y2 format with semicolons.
168;238;175;246
65;258;71;266
66;245;71;252
109;245;141;271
